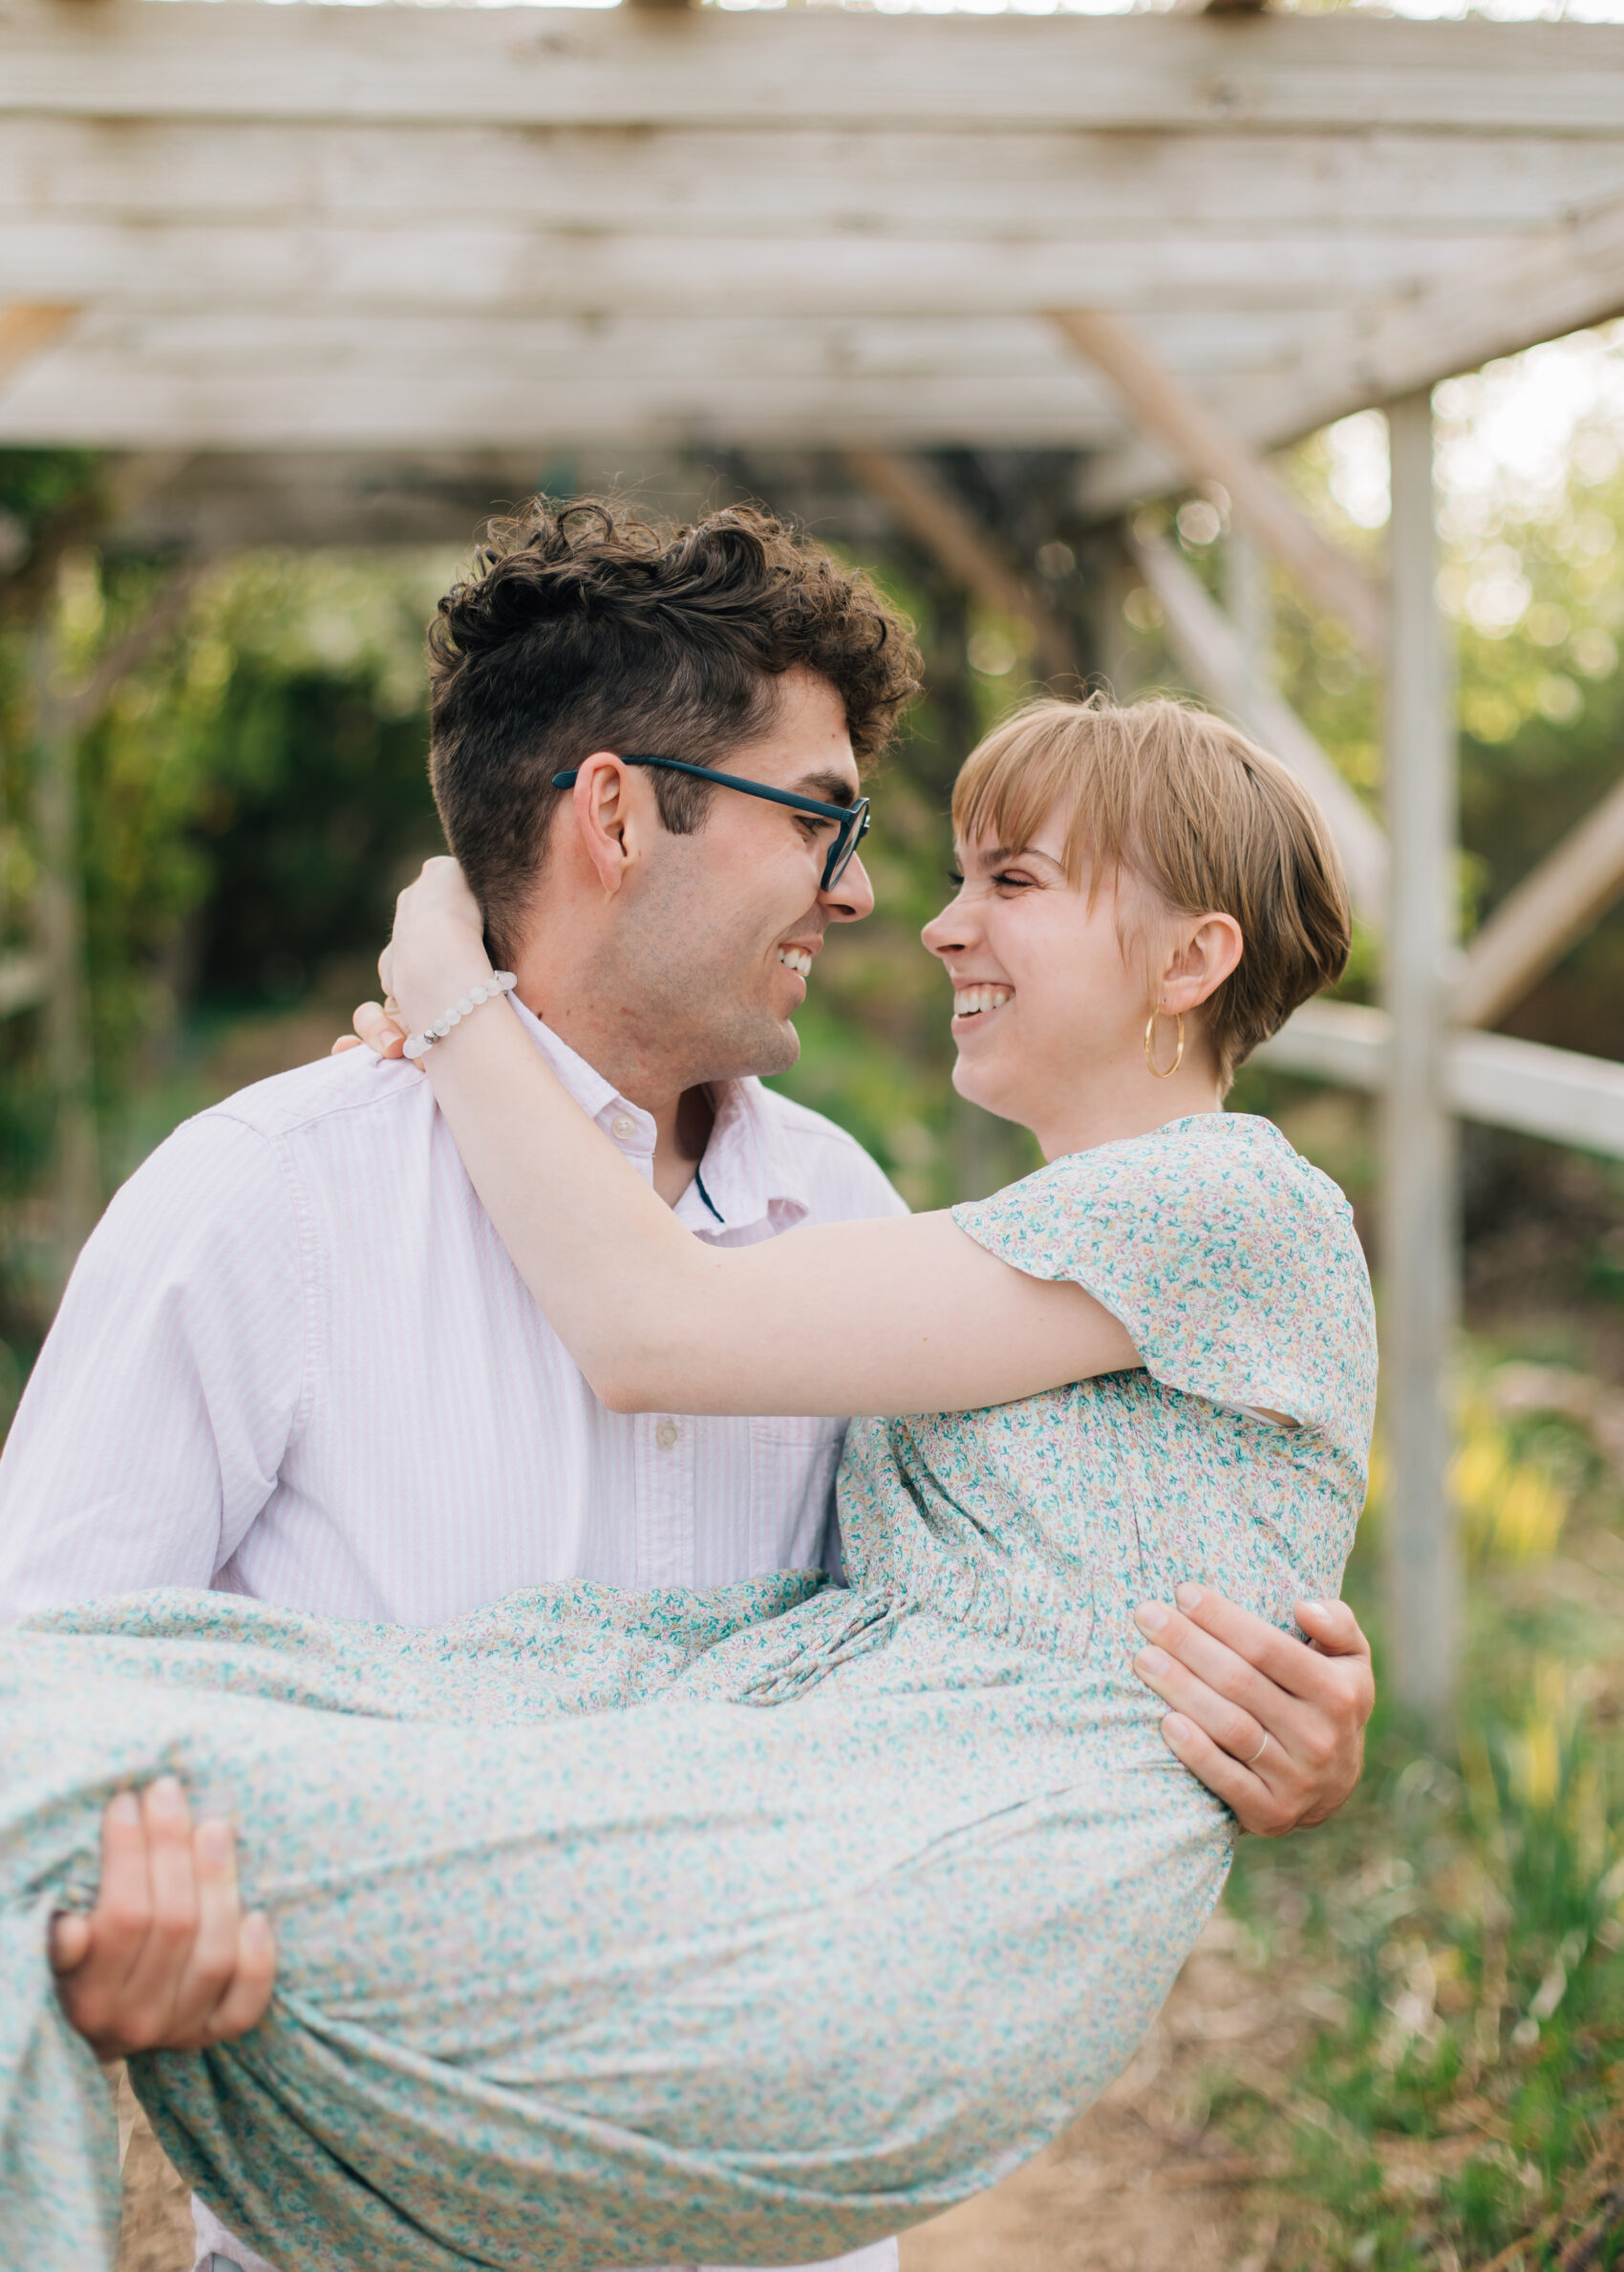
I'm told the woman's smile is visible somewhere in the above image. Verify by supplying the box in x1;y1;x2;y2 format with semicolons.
951;981;1014;1027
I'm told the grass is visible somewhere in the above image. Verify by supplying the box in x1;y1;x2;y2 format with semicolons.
1211;1366;1624;2272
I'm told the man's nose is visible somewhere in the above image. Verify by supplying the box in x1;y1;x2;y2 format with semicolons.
821;852;874;924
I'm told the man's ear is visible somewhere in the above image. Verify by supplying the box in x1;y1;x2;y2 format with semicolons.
1161;911;1245;1016
565;753;643;899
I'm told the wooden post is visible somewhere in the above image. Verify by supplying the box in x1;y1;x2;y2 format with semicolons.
31;584;100;1293
1227;525;1271;723
1381;391;1459;1733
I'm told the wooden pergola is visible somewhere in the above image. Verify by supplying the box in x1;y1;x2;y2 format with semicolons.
8;0;1624;1721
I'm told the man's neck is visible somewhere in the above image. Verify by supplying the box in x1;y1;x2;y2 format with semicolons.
524;993;716;1208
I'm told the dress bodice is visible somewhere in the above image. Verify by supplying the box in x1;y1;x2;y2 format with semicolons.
836;1114;1376;1687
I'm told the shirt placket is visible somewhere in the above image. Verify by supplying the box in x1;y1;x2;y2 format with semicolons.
633;1405;696;1590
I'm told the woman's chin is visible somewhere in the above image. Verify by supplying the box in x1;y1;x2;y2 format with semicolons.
951;1057;1005;1116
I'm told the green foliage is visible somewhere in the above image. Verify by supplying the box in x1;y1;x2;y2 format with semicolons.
1215;1387;1624;2272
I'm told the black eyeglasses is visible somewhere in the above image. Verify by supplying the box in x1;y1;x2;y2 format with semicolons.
550;755;871;894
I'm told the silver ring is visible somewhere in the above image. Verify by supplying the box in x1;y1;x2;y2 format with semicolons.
1246;1731;1269;1767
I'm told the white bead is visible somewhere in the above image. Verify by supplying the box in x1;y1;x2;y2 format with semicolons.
471;985;487;1005
433;1019;449;1039
457;996;473;1017
447;1009;461;1026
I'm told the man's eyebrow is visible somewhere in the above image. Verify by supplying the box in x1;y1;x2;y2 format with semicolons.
791;770;859;807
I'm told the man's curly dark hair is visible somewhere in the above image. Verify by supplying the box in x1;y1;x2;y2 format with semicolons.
427;498;923;964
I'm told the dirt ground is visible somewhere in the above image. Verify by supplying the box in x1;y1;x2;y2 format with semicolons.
118;1908;1291;2272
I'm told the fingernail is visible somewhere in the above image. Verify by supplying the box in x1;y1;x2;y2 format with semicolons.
1175;1582;1205;1611
1163;1713;1194;1744
110;1790;141;1826
148;1776;186;1817
1136;1646;1170;1678
1134;1601;1168;1635
1297;1598;1323;1617
197;1818;233;1864
242;1911;274;1955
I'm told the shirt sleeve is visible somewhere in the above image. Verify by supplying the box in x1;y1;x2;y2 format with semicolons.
951;1117;1375;1449
0;1111;310;1621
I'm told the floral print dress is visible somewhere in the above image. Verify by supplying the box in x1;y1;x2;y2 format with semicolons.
0;1113;1375;2272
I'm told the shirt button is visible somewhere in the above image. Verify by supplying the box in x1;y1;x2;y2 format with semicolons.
610;1114;636;1141
655;1421;679;1448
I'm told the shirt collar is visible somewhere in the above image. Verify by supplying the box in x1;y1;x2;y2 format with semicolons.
506;996;812;1236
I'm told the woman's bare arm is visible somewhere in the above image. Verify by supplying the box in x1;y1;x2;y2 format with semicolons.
416;988;1135;1417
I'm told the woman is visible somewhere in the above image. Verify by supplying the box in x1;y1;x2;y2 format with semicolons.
4;697;1374;2272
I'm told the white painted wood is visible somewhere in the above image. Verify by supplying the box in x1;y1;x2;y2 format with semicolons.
1256;999;1624;1161
1126;527;1388;922
1381;391;1459;1732
1080;187;1624;516
0;364;1126;449
1056;308;1387;661
30;604;99;1288
1253;998;1391;1092
11;118;1624;236
8;6;1623;134
1226;525;1271;730
1455;769;1624;1031
0;952;44;1020
0;219;1502;318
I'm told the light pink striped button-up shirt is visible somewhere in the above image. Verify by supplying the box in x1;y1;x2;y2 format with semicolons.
0;998;906;2272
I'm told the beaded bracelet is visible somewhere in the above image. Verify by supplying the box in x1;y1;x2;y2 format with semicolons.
401;972;518;1061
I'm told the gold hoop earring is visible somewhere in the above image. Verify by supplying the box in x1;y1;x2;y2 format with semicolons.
1144;1007;1185;1080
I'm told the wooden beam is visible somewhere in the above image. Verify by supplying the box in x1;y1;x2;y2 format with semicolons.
10;8;1624;134
843;449;1075;682
0;302;75;391
1;368;1123;452
1454;769;1624;1031
1054;308;1387;662
0;953;45;1020
1381;390;1458;1733
1125;525;1387;923
0;220;1504;319
1257;999;1624;1162
1079;186;1624;519
11;119;1624;240
31;594;99;1288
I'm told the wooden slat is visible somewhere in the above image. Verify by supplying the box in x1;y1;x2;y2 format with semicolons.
11;118;1624;236
1454;767;1624;1031
0;952;45;1019
1126;527;1388;923
1381;390;1458;1728
0;301;75;390
0;219;1502;318
0;366;1126;450
8;6;1624;133
1055;308;1387;662
1080;187;1624;516
1256;999;1624;1160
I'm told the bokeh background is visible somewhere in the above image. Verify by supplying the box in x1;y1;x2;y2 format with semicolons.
10;333;1624;2269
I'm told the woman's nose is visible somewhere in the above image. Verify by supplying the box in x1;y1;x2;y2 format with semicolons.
922;895;974;958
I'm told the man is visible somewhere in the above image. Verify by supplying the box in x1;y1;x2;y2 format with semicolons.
2;500;1374;2272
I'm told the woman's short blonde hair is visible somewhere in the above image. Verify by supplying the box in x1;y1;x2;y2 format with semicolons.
951;694;1352;1087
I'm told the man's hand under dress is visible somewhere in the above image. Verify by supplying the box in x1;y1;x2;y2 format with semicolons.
1133;1587;1373;1835
51;1777;276;2056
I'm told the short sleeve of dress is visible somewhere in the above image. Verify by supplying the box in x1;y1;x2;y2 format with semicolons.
951;1114;1375;1451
